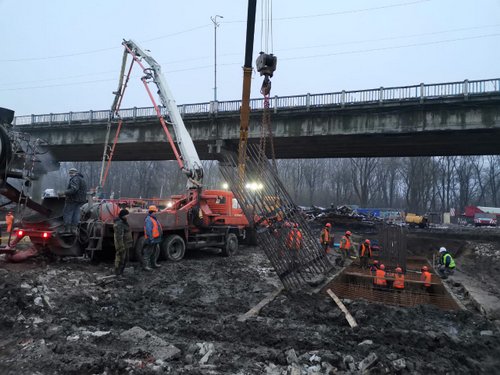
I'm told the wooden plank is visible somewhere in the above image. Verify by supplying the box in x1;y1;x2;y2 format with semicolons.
237;287;284;322
326;288;358;328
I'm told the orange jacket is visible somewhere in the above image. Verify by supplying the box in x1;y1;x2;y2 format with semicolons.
374;269;387;286
360;243;372;257
393;273;405;289
320;227;331;245
340;235;351;250
421;271;432;287
287;228;302;251
144;215;161;241
6;213;14;232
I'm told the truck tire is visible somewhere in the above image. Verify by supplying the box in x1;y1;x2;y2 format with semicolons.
221;233;238;257
161;235;186;262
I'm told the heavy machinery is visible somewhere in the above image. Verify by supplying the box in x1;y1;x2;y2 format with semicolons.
405;213;429;228
11;40;251;261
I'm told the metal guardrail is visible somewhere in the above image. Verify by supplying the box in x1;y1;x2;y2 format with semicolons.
13;78;500;126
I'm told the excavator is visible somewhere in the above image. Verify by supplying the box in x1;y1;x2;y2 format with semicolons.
8;40;251;262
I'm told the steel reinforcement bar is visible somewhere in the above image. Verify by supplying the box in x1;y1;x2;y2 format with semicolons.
218;144;333;290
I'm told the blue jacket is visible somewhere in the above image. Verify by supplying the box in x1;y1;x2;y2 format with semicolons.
144;214;162;244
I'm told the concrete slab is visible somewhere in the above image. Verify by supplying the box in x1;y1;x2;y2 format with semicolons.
448;270;500;320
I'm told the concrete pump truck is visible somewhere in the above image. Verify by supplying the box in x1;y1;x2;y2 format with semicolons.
11;40;250;262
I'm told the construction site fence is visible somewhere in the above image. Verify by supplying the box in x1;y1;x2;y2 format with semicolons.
13;78;500;126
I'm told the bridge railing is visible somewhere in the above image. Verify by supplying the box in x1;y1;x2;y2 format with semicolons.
13;78;500;126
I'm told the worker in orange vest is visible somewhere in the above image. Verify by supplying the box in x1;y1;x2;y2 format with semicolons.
287;223;302;270
373;263;387;287
6;211;14;233
339;230;354;265
421;265;432;292
143;205;162;271
320;223;333;254
287;223;302;251
359;239;372;269
393;267;405;290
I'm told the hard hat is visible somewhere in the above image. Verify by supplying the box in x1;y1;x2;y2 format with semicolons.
379;264;385;270
325;223;331;227
345;230;352;236
439;247;447;253
69;167;78;173
422;265;428;271
148;205;158;212
395;267;403;273
373;260;379;265
365;239;371;244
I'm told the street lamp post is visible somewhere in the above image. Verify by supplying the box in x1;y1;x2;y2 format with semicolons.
210;15;223;102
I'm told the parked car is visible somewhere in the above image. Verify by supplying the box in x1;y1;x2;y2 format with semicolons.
474;213;497;227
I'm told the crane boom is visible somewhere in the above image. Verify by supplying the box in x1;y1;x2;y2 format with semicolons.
123;39;204;188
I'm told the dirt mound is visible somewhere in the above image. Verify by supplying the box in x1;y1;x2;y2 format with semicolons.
0;247;499;374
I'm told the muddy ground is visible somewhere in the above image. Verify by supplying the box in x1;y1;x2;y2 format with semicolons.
1;234;500;374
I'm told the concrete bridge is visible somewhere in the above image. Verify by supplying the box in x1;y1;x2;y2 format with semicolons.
13;78;500;161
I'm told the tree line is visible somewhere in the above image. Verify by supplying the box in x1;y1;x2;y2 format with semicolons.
42;155;500;215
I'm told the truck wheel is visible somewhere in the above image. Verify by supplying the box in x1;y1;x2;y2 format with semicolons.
161;235;185;262
222;233;238;257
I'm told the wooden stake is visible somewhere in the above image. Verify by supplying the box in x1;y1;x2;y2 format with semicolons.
237;287;284;322
327;289;358;328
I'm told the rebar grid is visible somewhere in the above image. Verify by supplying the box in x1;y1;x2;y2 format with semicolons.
328;281;460;310
219;145;333;290
379;224;408;269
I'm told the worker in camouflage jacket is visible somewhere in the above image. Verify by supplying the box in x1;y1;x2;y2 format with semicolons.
113;209;133;276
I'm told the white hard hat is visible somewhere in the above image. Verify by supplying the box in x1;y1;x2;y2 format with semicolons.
439;247;447;253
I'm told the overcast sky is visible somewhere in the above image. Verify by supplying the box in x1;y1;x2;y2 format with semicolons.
1;0;499;116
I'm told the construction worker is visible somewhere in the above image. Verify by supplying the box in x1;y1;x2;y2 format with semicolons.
286;223;302;270
421;265;432;292
61;167;87;234
369;259;380;273
320;223;333;254
359;239;372;269
286;223;302;251
5;211;14;233
113;209;133;276
143;205;162;271
339;230;354;265
393;267;405;290
438;247;456;279
373;263;387;287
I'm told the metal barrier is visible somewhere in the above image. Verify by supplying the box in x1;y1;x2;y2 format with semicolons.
13;78;500;126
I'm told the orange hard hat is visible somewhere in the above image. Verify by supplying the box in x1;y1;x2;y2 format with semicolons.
148;205;158;212
325;223;331;227
395;267;403;273
345;231;352;236
422;265;428;271
365;239;371;244
379;264;385;270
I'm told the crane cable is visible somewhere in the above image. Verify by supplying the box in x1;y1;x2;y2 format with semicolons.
258;0;277;170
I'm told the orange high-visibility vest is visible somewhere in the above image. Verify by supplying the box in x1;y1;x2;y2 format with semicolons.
340;236;351;249
361;243;372;257
393;273;405;289
320;228;330;244
5;213;14;232
144;216;161;239
421;271;432;287
287;228;302;251
374;269;387;286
